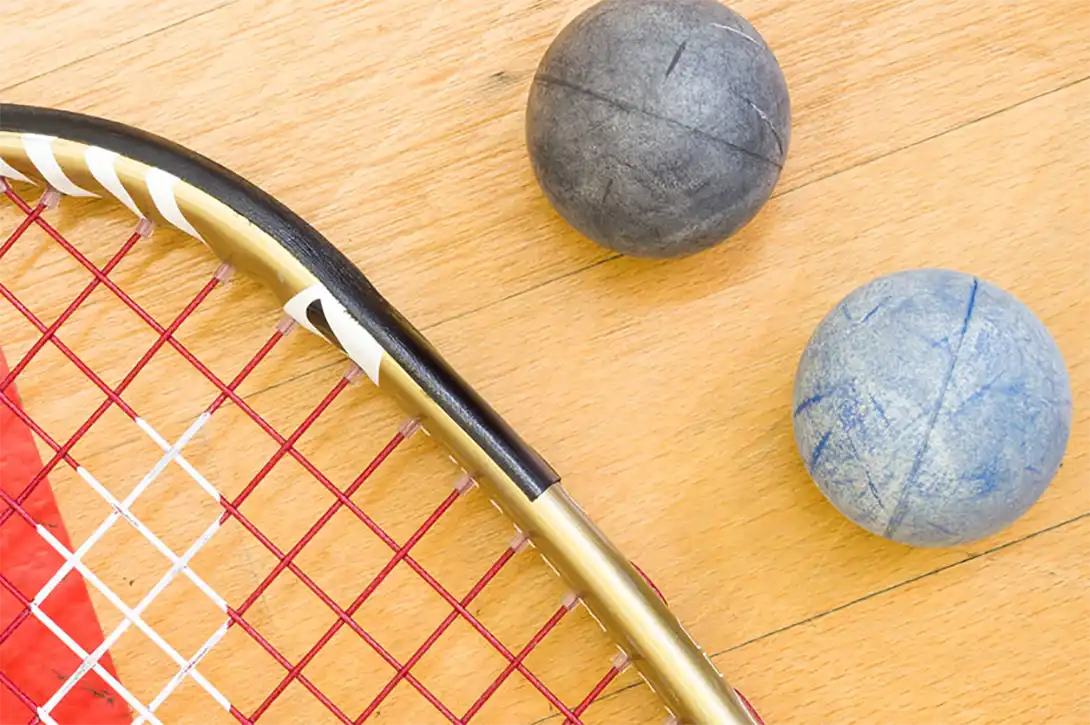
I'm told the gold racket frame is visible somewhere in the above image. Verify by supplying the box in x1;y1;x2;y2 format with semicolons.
0;133;755;725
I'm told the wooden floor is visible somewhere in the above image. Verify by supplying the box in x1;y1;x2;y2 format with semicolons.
2;1;1088;723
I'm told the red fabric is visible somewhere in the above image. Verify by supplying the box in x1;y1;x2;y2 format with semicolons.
0;350;129;724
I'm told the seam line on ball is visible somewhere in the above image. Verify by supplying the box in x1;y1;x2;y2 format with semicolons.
884;278;980;538
533;73;783;170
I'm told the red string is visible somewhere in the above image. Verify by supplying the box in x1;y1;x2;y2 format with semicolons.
0;184;631;724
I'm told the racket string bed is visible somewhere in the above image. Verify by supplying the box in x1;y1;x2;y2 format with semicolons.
0;182;632;725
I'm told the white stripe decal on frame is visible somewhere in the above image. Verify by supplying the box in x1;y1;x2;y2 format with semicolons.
22;134;96;197
0;156;31;183
283;285;324;336
285;285;385;383
146;167;202;240
85;147;143;217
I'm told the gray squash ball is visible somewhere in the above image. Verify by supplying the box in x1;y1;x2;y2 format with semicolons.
792;269;1072;548
526;0;790;258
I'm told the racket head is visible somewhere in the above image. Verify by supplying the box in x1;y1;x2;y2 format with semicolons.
0;104;758;725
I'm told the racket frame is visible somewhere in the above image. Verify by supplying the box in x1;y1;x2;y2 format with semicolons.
0;105;753;725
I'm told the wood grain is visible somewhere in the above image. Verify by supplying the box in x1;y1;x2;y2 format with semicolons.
0;0;232;89
557;516;1090;725
1;1;1088;724
3;0;1087;329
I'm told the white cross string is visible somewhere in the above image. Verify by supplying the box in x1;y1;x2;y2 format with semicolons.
35;410;238;720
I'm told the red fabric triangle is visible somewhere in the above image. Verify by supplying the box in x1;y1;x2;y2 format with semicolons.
1;349;130;724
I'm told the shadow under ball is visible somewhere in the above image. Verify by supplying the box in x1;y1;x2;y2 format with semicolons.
526;0;791;258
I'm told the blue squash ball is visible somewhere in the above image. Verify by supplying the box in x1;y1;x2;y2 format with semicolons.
792;269;1072;547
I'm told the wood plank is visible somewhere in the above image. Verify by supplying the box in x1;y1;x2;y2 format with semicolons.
739;0;1090;191
1;0;230;90
5;0;1087;331
574;516;1090;725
